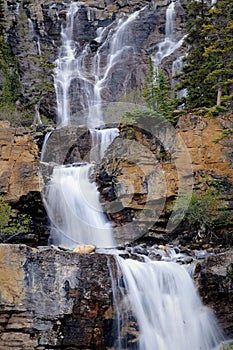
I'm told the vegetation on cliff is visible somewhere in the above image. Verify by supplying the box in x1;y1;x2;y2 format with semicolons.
0;195;31;237
178;0;233;109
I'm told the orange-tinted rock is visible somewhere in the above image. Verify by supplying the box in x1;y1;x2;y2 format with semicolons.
0;125;39;202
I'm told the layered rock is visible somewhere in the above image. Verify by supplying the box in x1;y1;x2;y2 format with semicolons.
0;121;39;201
0;244;232;349
0;113;232;246
97;114;233;244
0;244;116;349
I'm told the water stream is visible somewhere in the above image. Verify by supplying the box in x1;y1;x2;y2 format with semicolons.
44;163;114;248
41;2;226;348
112;256;224;350
152;0;185;74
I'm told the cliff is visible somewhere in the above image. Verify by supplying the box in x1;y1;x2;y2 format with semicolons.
0;244;232;349
0;244;115;349
3;0;186;122
0;113;232;245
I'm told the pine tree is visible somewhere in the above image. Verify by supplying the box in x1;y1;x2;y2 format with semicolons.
143;57;176;121
143;56;157;110
202;0;233;107
178;0;233;109
177;0;215;108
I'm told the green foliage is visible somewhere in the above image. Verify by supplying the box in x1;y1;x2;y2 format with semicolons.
0;13;23;125
0;196;11;228
205;105;229;118
0;0;6;36
227;270;233;279
0;196;32;235
212;128;233;144
178;0;233;109
177;0;215;108
220;343;233;350
201;0;233;107
142;57;178;124
185;190;222;230
171;185;232;233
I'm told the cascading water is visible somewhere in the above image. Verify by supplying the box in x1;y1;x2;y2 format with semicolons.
54;2;81;127
152;1;185;74
89;7;144;121
172;55;187;99
90;128;119;161
43;164;114;249
44;2;135;248
40;2;228;348
112;256;224;350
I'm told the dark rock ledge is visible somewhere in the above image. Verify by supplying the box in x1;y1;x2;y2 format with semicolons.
0;244;116;349
0;244;233;349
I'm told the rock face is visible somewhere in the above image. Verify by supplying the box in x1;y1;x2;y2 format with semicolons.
4;0;186;121
0;244;116;349
96;114;233;244
197;249;233;337
0;121;39;201
0;113;232;246
0;244;232;349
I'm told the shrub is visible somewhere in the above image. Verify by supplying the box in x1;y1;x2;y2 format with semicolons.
0;196;32;235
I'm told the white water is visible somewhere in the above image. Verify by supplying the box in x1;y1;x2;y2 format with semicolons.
44;2;124;249
90;128;119;161
28;18;41;56
44;164;115;249
114;256;224;350
172;55;187;99
53;2;144;127
54;2;81;127
152;1;185;74
41;2;228;348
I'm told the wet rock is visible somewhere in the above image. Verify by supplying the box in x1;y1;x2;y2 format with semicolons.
132;245;149;256
198;249;233;337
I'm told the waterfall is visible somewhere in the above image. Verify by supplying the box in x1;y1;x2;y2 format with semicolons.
112;256;224;350
90;128;119;161
43;164;115;249
39;2;229;348
54;2;81;127
172;55;187;99
44;2;126;249
53;2;144;127
28;18;41;56
152;1;185;73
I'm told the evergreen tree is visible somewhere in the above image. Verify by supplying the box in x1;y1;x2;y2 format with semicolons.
143;57;176;122
177;0;215;108
143;56;157;110
202;0;233;107
178;0;233;109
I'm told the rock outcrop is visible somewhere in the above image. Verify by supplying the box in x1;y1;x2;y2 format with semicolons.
4;0;186;121
197;249;233;337
0;244;232;349
0;244;116;349
0;121;39;201
0;113;232;245
97;114;233;244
